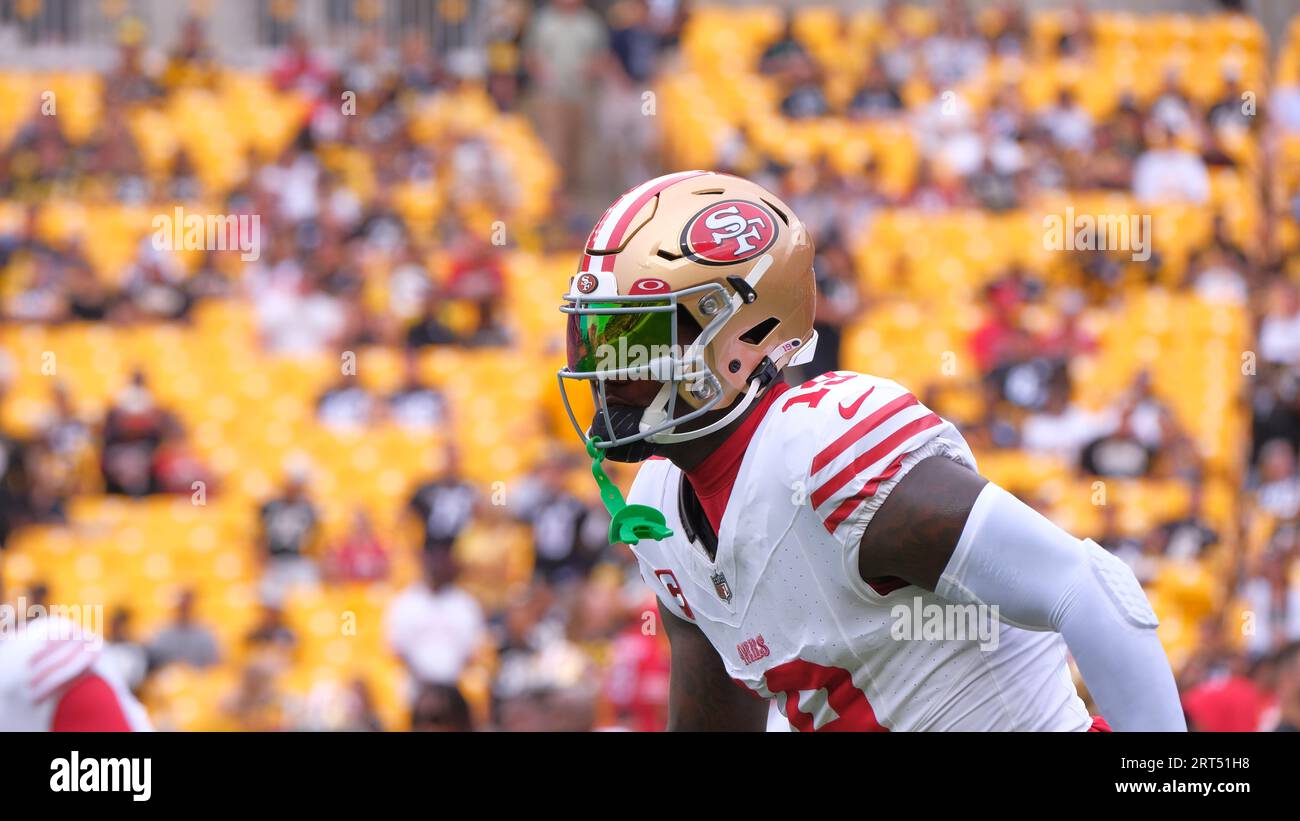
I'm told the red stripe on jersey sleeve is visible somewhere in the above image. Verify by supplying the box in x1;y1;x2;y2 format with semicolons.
29;639;99;702
31;633;74;664
50;673;132;732
861;449;911;497
810;393;918;474
810;414;942;509
821;450;911;533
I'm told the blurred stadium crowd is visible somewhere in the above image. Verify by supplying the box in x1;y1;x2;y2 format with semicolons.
2;0;1300;731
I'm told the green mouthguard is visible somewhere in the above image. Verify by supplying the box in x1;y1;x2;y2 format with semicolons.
586;436;673;545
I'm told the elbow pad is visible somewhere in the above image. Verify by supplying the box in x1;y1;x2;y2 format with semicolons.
937;483;1185;731
937;483;1157;632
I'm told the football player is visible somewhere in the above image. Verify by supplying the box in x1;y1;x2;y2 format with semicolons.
0;580;152;731
557;171;1186;731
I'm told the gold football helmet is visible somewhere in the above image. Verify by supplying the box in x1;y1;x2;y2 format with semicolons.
558;170;818;462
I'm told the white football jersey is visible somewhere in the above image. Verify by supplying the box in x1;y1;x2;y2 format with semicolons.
627;371;1092;731
0;616;152;732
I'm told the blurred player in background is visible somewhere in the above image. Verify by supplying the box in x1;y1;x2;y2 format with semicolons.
0;579;151;731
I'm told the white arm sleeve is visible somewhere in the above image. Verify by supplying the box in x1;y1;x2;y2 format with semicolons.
936;483;1186;731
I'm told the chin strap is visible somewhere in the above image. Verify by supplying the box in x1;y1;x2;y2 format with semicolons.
582;357;782;544
646;377;762;444
585;436;674;545
647;356;780;445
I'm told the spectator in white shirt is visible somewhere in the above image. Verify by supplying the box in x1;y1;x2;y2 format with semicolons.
316;374;378;430
1260;282;1300;367
1274;84;1300;134
1239;542;1300;659
1133;124;1210;204
1256;439;1300;522
1149;68;1197;136
385;551;486;687
1037;88;1094;153
1020;376;1115;463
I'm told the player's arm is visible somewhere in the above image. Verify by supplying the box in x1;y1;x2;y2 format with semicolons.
658;601;768;731
859;455;1186;731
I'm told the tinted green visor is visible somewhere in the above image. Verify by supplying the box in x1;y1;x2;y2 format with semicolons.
565;300;675;376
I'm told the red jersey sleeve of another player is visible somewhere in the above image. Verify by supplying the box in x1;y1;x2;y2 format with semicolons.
788;372;976;551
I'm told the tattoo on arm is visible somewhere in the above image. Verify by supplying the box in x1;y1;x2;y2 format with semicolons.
857;455;988;591
659;600;769;731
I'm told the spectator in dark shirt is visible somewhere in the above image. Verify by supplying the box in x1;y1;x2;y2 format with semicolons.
257;466;322;598
120;244;194;322
1055;0;1093;59
608;0;660;84
0;431;32;549
512;451;607;586
986;0;1028;57
1208;67;1254;133
6;113;74;200
101;370;170;497
161;16;218;91
759;13;810;76
406;290;459;349
245;602;299;652
1096;503;1141;566
847;58;904;120
1080;417;1155;479
386;352;447;431
807;235;860;377
103;606;149;693
1255;439;1300;522
1155;485;1219;562
782;78;830;120
410;682;474;732
66;264;116;321
1252;368;1300;467
406;446;478;556
104;21;161;107
316;374;378;430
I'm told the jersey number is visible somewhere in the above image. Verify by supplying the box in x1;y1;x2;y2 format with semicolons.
763;659;886;732
781;372;859;413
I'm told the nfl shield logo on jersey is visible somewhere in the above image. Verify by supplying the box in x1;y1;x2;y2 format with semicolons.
711;571;733;603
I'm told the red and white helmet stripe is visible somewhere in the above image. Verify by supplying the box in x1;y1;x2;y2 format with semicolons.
585;170;708;254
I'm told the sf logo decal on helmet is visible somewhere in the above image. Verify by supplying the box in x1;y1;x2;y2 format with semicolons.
681;199;779;265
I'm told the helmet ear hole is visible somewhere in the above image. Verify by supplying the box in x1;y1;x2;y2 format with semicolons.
739;316;780;346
